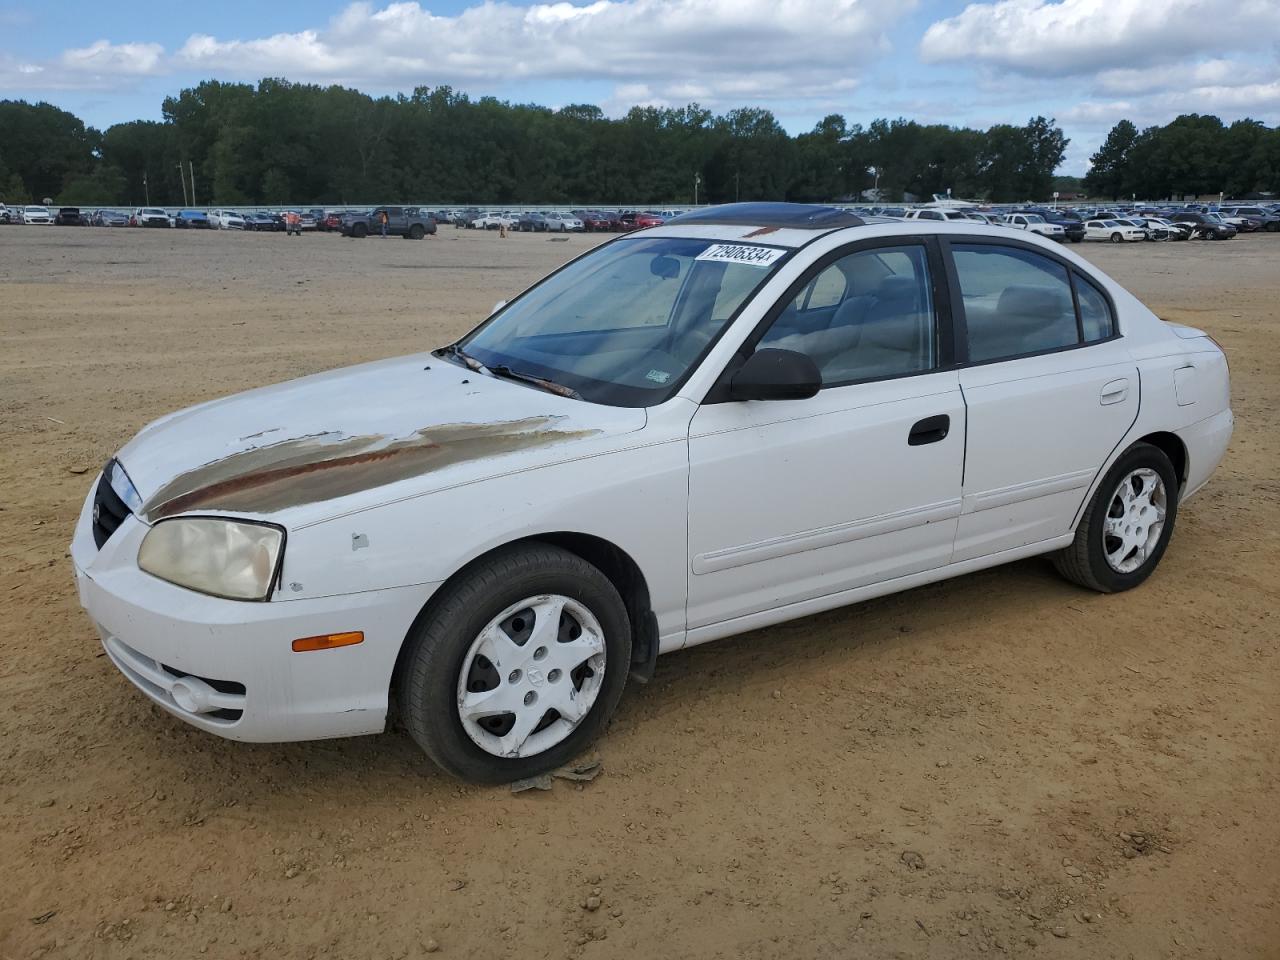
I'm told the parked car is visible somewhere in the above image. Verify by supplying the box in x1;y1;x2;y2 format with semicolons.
1222;206;1280;231
0;202;11;224
342;206;437;239
516;212;548;232
21;205;53;224
92;209;130;227
174;210;211;229
54;207;87;226
133;207;171;228
1213;207;1274;232
1215;207;1267;232
207;209;246;230
904;208;972;223
573;210;612;232
71;202;1233;783
1083;219;1146;243
1002;213;1067;241
1167;212;1236;241
619;211;663;231
543;212;584;232
1133;217;1189;241
1015;208;1085;242
240;212;276;232
319;211;343;232
471;211;518;231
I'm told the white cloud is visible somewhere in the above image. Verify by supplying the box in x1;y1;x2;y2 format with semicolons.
918;0;1280;174
920;0;1280;76
0;39;165;91
165;0;909;106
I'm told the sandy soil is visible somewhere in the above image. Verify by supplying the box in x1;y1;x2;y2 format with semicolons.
1;225;1276;960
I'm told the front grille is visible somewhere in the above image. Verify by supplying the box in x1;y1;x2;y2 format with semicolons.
92;465;131;548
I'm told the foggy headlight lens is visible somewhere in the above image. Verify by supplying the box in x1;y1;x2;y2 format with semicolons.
138;518;284;600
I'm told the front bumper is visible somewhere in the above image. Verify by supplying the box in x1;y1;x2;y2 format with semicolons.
70;481;437;743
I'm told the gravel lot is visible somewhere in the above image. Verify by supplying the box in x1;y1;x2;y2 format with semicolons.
1;226;1276;959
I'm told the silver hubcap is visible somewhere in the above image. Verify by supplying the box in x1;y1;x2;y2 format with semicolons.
456;595;606;759
1103;468;1167;574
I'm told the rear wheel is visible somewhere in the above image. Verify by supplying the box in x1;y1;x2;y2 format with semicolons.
1052;442;1179;593
352;223;367;238
399;543;631;783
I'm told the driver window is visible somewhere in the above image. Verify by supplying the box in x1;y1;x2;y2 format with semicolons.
759;245;937;387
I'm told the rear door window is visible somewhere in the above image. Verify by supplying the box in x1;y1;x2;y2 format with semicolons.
951;244;1079;362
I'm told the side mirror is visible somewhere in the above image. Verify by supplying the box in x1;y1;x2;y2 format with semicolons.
728;349;821;402
650;255;680;279
491;300;507;315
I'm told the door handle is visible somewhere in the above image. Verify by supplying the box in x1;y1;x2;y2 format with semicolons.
908;414;950;446
1100;378;1129;405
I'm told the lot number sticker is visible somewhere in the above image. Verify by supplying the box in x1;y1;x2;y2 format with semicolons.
695;244;786;267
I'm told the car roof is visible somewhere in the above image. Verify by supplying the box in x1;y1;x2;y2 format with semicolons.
667;202;864;231
645;207;1074;250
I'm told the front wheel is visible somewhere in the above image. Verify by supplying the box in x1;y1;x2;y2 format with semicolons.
1110;232;1123;243
399;543;631;783
1052;442;1179;593
408;224;424;239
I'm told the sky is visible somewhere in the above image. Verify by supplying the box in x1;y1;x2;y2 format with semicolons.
1;0;1278;175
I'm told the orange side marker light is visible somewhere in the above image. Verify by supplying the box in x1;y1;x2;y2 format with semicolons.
292;631;364;653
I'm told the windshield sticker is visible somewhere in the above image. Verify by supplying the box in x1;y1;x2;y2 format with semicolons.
645;369;671;384
695;244;786;267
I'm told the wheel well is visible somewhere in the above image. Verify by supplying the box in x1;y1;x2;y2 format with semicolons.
1136;431;1188;489
390;534;659;706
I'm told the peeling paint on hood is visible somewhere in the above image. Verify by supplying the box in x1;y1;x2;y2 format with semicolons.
143;417;597;520
115;352;646;523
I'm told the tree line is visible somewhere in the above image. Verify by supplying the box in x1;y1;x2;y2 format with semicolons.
1;79;1073;208
3;78;1272;208
1085;114;1280;201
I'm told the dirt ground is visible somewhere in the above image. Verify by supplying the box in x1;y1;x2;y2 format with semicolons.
0;224;1276;960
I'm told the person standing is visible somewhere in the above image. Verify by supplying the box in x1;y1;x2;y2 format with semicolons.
380;209;389;238
285;210;301;236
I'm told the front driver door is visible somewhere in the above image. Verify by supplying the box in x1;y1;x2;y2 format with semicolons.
685;239;966;632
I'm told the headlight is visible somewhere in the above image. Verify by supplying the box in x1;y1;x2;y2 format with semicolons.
138;518;284;601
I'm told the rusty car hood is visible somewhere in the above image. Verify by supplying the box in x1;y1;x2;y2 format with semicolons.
116;352;646;525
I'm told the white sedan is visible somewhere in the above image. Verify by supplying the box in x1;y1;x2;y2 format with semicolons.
72;203;1233;782
1084;219;1146;243
22;205;53;224
208;209;247;230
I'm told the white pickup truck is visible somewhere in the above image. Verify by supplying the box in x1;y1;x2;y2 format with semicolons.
1001;213;1066;240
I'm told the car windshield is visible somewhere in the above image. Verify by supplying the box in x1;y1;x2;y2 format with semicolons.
459;236;788;407
1023;214;1045;223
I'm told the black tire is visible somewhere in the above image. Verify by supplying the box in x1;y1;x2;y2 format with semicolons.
1052;442;1179;593
408;224;425;240
352;223;367;238
1110;232;1123;243
398;542;632;783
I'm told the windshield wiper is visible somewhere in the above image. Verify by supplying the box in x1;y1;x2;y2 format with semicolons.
489;364;583;400
435;342;488;373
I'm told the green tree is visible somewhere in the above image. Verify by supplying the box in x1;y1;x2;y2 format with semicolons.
1085;119;1138;200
